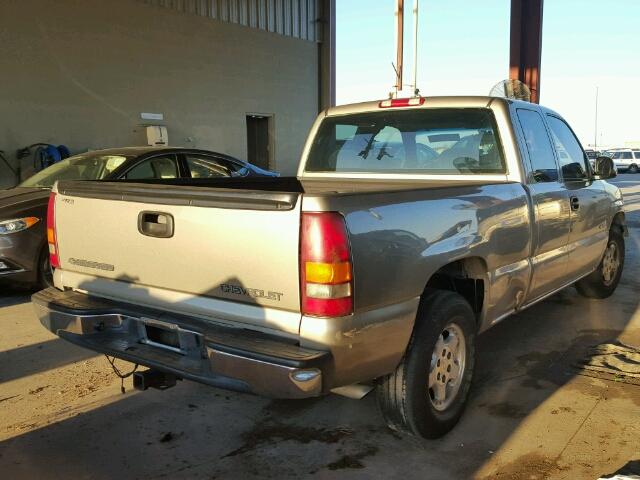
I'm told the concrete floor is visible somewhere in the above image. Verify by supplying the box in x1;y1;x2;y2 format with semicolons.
1;176;640;479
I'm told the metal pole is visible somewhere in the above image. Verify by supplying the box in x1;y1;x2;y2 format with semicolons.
318;0;336;111
394;0;404;97
594;86;599;151
412;0;419;95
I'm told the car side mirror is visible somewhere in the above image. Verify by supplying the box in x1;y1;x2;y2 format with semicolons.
594;156;616;179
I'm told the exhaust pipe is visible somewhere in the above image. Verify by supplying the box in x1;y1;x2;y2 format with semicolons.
133;369;180;391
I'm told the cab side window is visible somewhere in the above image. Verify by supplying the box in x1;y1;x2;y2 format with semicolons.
516;109;559;182
546;116;589;182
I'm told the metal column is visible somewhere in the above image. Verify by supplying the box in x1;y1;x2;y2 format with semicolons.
394;0;404;96
509;0;544;103
319;0;336;111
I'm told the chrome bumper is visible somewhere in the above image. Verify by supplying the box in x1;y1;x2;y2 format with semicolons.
33;288;329;399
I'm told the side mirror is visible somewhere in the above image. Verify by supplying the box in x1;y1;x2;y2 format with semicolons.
594;156;616;179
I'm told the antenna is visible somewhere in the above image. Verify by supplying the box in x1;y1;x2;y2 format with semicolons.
412;0;419;96
393;0;404;98
391;0;421;98
594;86;599;151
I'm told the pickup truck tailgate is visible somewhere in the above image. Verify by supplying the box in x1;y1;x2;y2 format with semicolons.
52;181;302;332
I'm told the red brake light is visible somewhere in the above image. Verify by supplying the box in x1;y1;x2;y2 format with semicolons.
300;212;353;317
379;97;425;108
47;192;60;269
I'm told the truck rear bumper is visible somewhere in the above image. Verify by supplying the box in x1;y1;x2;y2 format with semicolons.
32;288;329;399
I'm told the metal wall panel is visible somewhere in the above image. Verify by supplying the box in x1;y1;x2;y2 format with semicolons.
139;0;320;42
274;0;284;35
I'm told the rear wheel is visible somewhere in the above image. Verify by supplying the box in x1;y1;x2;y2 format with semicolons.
628;164;638;174
376;290;476;438
37;246;54;289
575;229;624;299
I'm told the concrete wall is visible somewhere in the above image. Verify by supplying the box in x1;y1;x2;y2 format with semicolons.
0;0;319;188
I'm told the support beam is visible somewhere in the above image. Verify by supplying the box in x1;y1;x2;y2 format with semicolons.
319;0;336;111
509;0;544;103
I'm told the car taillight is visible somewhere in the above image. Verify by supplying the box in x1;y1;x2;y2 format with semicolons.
47;192;60;269
300;212;353;317
378;97;425;108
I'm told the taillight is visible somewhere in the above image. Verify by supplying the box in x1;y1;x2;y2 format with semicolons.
300;212;353;317
47;192;60;269
379;97;425;108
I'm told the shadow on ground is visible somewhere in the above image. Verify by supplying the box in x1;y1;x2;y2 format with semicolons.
0;339;96;383
0;285;34;308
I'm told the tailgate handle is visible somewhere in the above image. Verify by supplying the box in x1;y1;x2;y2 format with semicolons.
138;211;174;238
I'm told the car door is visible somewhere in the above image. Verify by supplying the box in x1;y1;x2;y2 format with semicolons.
515;108;573;303
545;114;610;279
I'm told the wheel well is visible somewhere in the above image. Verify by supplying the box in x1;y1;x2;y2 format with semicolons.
611;212;626;235
424;258;486;319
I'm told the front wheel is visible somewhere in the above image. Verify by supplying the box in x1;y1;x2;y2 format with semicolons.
376;290;476;439
575;229;624;299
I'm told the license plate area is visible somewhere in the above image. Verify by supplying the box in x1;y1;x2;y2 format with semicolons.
138;318;202;356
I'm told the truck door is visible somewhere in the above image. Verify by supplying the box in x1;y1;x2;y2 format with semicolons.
545;115;609;278
515;108;573;302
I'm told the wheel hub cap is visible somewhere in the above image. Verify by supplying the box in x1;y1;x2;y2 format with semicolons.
602;241;619;286
428;322;466;411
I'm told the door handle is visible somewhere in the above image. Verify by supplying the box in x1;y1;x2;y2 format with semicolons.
570;196;580;211
138;211;174;238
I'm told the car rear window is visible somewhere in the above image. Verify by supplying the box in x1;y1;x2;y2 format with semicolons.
19;154;132;188
305;108;506;175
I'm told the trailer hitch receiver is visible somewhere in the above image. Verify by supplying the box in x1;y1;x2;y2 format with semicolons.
133;369;180;391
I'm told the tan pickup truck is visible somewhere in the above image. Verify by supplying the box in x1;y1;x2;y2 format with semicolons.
33;97;625;438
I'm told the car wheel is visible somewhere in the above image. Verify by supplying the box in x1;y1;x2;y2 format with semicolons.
628;164;638;174
575;228;624;299
37;246;54;289
376;289;476;439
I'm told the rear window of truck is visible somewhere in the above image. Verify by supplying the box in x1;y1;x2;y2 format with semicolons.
305;108;506;174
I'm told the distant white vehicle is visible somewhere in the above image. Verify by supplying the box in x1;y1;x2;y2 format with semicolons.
610;149;640;173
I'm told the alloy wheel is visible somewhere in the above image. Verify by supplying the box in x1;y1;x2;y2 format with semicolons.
428;322;466;411
602;241;620;286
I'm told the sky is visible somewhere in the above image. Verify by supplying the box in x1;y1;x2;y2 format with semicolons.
336;0;640;148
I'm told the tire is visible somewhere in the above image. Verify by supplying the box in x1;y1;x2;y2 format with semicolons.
575;228;624;299
376;289;476;439
37;245;54;289
628;164;638;174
